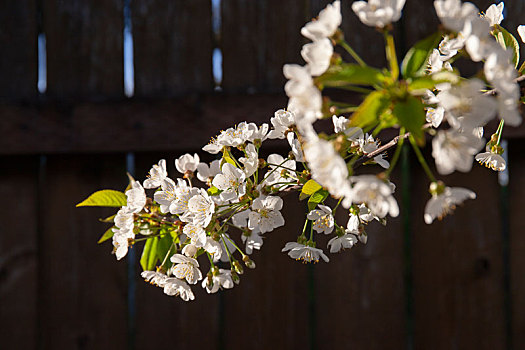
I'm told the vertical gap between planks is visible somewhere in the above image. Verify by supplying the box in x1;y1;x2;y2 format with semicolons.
126;152;136;350
308;263;316;350
36;155;47;350
124;0;134;98
36;0;46;94
499;139;512;349
401;145;414;350
212;0;223;90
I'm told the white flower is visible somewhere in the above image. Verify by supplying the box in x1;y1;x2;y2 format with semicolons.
196;159;221;183
201;269;234;294
287;132;305;162
241;229;264;254
154;178;197;220
267;109;296;139
239;143;259;177
350;175;399;218
327;234;358;253
247;123;269;142
153;177;178;213
347;204;378;232
187;189;215;227
352;0;407;28
114;207;134;230
182;243;198;257
283;65;323;123
475;151;506;171
426;106;445;128
424;184;476;224
183;223;207;247
358;134;390;169
518;25;525;44
204;237;223;262
217;122;253;147
482;3;504;27
202;137;223;154
248;196;285;233
143;159;168;189
282;242;329;263
301;38;333;76
219;233;237;263
175;153;200;174
332;116;364;141
163;278;195;301
112;229;132;260
125;180;146;213
432;129;484;175
170;254;203;285
301;0;341;41
437;78;497;130
283;65;313;98
263;154;297;188
141;270;168;287
212;163;246;201
428;49;452;73
307;204;335;234
434;0;478;32
439;35;465;60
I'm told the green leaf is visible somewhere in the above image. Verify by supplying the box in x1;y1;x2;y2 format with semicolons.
349;90;390;129
99;214;116;223
156;234;173;268
76;190;127;208
97;226;115;244
317;63;385;87
307;189;329;211
140;237;160;271
301;180;322;196
401;32;442;78
493;25;520;67
392;96;426;145
207;186;221;196
407;72;459;92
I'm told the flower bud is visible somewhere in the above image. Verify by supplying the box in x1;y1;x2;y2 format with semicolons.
243;255;256;269
231;271;241;284
429;180;445;196
232;260;244;275
182;244;198;257
211;266;220;276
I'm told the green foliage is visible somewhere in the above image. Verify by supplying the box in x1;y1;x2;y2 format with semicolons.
207;186;221;196
300;179;322;200
99;214;116;223
97;226;115;244
76;190;127;208
392;96;426;145
317;63;385;87
140;236;160;271
156;234;173;268
349;90;390;129
493;25;520;67
307;189;329;211
407;72;458;92
401;32;442;78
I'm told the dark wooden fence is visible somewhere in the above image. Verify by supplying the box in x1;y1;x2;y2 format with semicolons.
1;0;525;349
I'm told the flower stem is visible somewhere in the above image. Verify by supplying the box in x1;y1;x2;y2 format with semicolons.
385;128;406;177
384;31;399;81
409;135;436;182
496;119;505;145
340;40;367;67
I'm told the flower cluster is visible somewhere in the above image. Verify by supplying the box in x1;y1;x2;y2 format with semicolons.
80;0;524;301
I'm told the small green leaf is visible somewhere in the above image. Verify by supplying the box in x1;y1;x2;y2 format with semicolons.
207;186;221;196
307;189;329;211
301;180;322;196
392;96;426;145
140;237;160;271
76;190;127;208
156;234;173;268
99;214;116;223
97;226;115;244
401;32;442;78
407;72;458;92
493;25;520;67
317;63;385;87
349;90;390;129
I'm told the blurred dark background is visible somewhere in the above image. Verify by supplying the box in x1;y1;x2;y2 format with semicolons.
1;0;525;349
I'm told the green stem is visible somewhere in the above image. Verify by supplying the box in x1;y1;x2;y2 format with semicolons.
409;135;436;182
385;128;405;177
340;40;367;67
335;85;374;94
384;31;399;81
496;119;505;145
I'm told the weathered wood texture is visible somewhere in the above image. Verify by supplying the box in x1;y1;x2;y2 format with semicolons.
411;150;507;349
0;156;39;350
38;155;128;349
0;0;37;102
43;0;124;100
221;0;308;92
131;0;213;97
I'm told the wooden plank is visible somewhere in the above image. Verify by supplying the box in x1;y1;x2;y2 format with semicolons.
313;171;406;349
43;0;124;100
131;0;213;97
0;156;39;349
221;196;309;350
134;152;219;349
509;140;525;350
411;153;506;349
221;0;308;92
0;0;37;101
39;155;128;349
